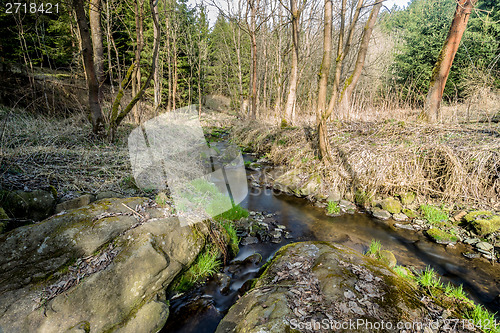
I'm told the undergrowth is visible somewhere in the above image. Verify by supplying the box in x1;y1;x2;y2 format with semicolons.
231;120;500;209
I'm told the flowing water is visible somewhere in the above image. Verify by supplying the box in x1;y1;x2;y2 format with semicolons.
161;156;500;333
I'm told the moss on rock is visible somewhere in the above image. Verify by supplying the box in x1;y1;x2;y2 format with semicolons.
472;215;500;236
381;197;402;214
400;192;416;206
464;211;492;223
425;228;458;245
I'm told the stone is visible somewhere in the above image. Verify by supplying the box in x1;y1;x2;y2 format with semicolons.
55;194;95;213
464;211;492;223
215;273;231;294
0;197;208;332
339;200;356;213
4;189;56;221
464;237;480;245
400;192;416;206
379;250;397;268
476;242;494;253
371;207;391;220
402;208;418;219
96;191;124;200
393;223;415;231
424;228;458;245
471;215;500;236
298;175;322;196
273;169;302;194
452;211;467;222
392;213;408;222
240;236;258;246
380;197;402;214
215;242;462;333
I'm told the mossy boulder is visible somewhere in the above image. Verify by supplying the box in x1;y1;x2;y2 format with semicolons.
378;250;397;268
400;192;416;206
3;189;56;221
216;242;448;333
471;215;500;236
380;197;402;214
464;210;492;223
0;197;208;333
273;169;302;194
298;175;322;196
424;228;458;245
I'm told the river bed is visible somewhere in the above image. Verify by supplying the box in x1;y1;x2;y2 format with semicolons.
161;157;500;333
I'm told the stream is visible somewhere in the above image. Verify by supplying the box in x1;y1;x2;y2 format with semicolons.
161;154;500;333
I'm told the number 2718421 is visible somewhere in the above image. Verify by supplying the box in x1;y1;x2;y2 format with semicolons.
5;3;59;14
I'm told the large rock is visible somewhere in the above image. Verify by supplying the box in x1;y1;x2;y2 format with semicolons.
380;197;402;214
3;189;56;221
216;242;457;333
55;194;96;213
0;197;208;333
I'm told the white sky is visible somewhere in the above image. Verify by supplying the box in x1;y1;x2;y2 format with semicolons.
189;0;410;26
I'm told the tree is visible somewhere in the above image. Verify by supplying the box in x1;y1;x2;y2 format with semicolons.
89;0;105;89
109;0;160;141
423;0;478;122
73;0;105;136
282;0;306;125
340;0;384;113
316;0;333;161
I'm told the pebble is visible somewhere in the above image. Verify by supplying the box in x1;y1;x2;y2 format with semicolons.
392;213;408;222
371;207;391;220
476;241;494;253
464;238;480;245
241;236;258;246
393;223;414;231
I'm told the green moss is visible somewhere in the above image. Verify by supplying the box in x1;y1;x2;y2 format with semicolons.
472;215;500;236
400;192;416;205
378;250;397;268
381;197;402;214
402;208;418;218
420;204;448;226
425;228;458;244
464;210;492;223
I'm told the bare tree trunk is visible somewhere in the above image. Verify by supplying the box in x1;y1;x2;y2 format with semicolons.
89;0;105;92
423;0;477;122
325;0;363;120
153;1;161;110
283;0;301;125
249;0;259;119
316;0;333;161
341;0;383;111
109;0;160;141
73;0;105;136
132;0;144;124
105;0;115;93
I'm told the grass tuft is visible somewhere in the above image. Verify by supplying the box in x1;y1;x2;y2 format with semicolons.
366;239;382;256
327;201;341;215
420;204;449;225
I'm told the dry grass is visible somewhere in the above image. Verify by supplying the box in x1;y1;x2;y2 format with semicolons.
232;119;500;209
0;107;134;197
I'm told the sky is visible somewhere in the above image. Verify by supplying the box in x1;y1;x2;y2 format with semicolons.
189;0;411;26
